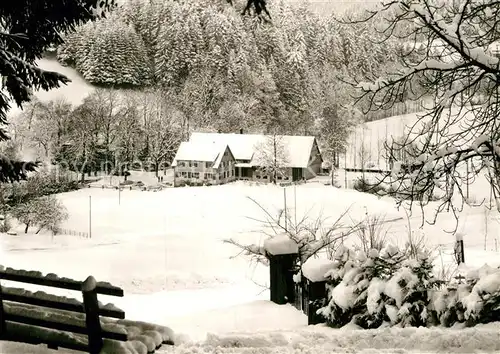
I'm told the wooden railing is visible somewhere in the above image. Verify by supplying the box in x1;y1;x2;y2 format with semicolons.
0;268;127;353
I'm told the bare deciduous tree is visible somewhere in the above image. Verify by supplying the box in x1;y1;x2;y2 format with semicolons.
224;197;361;270
253;133;290;184
346;0;500;230
138;89;184;176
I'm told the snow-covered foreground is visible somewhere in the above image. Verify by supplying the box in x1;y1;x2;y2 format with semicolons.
3;315;500;353
1;182;500;353
166;322;500;353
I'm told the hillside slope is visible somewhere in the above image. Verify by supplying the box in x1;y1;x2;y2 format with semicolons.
7;59;95;119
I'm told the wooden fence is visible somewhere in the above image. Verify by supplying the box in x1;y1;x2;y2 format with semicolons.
0;268;126;353
54;228;90;238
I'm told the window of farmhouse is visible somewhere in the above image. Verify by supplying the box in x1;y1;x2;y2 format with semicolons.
193;172;200;178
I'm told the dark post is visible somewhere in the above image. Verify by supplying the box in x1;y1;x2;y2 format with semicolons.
0;281;5;336
455;233;465;265
268;253;298;305
303;277;328;325
293;273;303;311
81;276;103;354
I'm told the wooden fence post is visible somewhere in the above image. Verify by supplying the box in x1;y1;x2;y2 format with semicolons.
0;281;5;336
302;276;328;325
268;253;298;305
81;276;103;354
300;258;335;325
264;235;299;305
455;233;465;265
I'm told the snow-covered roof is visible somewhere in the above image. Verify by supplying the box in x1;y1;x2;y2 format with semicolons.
172;141;229;168
189;132;320;168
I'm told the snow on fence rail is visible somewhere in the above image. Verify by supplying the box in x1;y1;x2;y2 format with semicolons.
54;228;90;238
0;267;175;354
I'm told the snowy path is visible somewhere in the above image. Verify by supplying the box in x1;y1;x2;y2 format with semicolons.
156;323;500;353
4;321;500;354
159;322;500;354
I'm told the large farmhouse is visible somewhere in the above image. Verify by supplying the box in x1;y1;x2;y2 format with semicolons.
172;132;323;186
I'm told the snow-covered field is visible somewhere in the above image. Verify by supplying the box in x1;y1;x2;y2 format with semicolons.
2;181;500;352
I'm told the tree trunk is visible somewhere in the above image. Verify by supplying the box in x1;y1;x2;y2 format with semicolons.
24;221;30;234
35;227;43;234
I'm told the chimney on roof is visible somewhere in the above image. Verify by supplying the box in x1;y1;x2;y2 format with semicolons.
240;128;243;134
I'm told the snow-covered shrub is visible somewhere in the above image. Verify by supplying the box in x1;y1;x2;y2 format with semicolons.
428;264;500;328
353;245;406;329
462;265;500;326
318;246;358;327
321;245;500;330
385;256;443;327
320;245;405;329
428;283;469;327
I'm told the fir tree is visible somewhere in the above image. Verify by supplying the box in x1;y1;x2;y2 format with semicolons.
385;256;442;327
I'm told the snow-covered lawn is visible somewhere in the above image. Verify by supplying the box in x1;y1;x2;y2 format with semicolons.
1;181;500;353
1;182;403;293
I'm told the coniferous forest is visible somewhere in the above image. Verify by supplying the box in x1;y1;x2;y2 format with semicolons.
7;0;424;176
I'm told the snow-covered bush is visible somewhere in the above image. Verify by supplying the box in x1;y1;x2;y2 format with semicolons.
428;282;469;327
319;245;406;328
384;256;443;327
463;268;500;325
430;265;500;327
354;245;407;328
318;246;357;327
